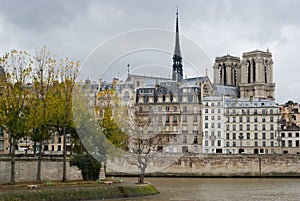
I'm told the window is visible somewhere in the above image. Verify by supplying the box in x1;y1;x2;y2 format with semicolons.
254;117;257;122
0;140;4;151
211;109;214;113
205;140;208;146
193;115;198;122
158;107;162;112
173;136;177;142
281;133;285;137
205;116;208;120
173;116;177;122
233;133;236;139
239;117;243;122
233;141;236;146
247;117;250;122
205;123;209;129
211;140;215;146
183;136;187;144
232;125;236;130
247;133;250;139
205;108;208;113
270;124;274;130
166;116;170;122
182;116;187;123
239;125;243;130
270;116;273;122
262;133;266;139
288;140;292;147
218;109;221;113
254;124;258;130
218;123;221;128
296;133;299;137
254;141;258;146
232;117;236;122
57;145;61;151
288;133;292;137
270;141;274;146
173;106;177;112
226;141;230;147
262;118;265;122
262;141;266;146
247;124;250;130
193;136;198;144
270;133;274;139
217;131;221;138
183;106;187;113
262;124;266;130
211;123;214;128
254;133;258;140
58;137;61;144
211;116;215;120
226;125;230;130
217;140;221;146
226;133;229;140
205;131;208;137
217;116;221;120
158;116;162;123
0;127;3;137
166;106;169;112
296;140;299;147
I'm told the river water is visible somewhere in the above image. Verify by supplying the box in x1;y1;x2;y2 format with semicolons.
106;177;300;201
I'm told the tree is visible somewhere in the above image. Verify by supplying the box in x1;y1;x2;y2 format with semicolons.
0;50;33;184
29;46;58;183
59;57;79;182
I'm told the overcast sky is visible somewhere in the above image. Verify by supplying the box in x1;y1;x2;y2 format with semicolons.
1;0;300;104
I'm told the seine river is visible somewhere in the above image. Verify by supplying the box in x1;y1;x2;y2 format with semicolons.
104;177;300;201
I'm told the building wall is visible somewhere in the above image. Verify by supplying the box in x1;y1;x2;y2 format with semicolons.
224;98;281;154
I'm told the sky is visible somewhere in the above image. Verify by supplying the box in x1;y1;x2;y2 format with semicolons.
0;0;300;104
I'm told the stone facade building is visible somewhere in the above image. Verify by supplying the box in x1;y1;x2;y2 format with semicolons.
280;126;300;154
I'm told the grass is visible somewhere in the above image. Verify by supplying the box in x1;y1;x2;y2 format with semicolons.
0;180;160;201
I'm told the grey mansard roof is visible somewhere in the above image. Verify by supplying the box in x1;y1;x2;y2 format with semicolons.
215;85;239;97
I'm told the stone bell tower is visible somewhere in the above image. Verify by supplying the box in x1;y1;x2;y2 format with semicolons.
239;50;275;100
213;55;241;86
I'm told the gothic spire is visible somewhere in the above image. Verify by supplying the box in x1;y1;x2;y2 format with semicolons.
174;8;181;58
172;7;183;82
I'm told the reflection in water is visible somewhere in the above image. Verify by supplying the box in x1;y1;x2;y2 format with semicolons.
105;177;300;201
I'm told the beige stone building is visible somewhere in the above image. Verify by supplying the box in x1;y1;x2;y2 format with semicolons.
280;126;300;154
0;127;9;154
223;98;281;154
279;101;300;127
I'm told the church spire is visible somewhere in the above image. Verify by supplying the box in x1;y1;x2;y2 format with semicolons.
172;7;183;82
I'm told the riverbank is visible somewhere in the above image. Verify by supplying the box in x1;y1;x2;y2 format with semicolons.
0;180;159;201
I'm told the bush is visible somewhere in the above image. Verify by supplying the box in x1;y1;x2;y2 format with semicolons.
70;154;100;180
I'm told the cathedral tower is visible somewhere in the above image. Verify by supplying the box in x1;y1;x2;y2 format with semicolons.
213;55;241;86
239;50;275;100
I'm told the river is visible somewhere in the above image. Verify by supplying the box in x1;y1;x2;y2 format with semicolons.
105;177;300;201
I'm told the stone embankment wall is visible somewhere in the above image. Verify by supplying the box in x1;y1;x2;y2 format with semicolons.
0;157;82;184
107;154;300;177
1;155;299;183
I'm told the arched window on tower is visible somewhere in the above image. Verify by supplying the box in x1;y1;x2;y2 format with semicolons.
218;64;222;85
223;63;227;85
233;65;237;86
264;60;268;83
252;59;256;82
247;60;251;83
